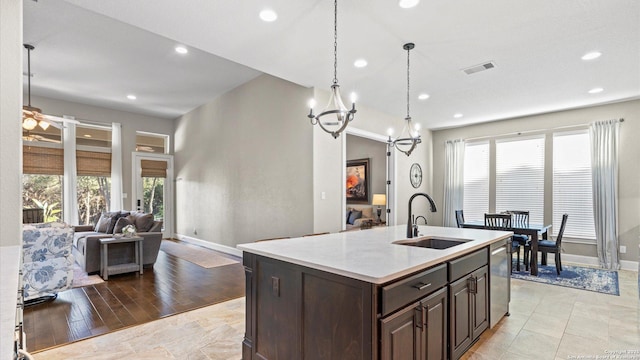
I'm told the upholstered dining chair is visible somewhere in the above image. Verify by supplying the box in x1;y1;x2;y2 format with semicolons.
22;222;75;305
485;213;521;271
502;210;530;246
525;213;568;275
454;210;465;228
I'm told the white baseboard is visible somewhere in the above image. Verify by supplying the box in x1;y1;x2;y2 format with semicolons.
173;233;243;258
562;253;638;272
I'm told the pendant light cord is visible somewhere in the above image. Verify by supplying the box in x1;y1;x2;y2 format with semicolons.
27;45;32;106
406;45;411;119
333;0;338;85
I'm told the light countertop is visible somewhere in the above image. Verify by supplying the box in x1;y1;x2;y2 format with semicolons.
238;225;512;284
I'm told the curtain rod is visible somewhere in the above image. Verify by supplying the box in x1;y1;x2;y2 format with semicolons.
464;118;624;142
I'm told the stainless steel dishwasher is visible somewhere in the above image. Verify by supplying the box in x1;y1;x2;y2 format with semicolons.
489;238;510;328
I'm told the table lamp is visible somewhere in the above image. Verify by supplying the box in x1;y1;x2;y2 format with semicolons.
372;194;386;222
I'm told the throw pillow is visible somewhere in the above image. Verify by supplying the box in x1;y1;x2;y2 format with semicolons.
127;212;155;232
94;212;114;233
113;217;132;234
348;210;362;225
346;210;352;224
361;207;373;219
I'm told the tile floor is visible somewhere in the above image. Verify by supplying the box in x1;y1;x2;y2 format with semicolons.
34;268;639;360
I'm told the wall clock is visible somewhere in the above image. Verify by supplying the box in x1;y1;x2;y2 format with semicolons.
410;163;422;188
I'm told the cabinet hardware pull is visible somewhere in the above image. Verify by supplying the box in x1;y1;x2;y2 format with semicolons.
491;247;506;255
415;306;423;331
468;276;477;294
413;282;431;290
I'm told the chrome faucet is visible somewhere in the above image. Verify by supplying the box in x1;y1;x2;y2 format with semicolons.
407;192;437;238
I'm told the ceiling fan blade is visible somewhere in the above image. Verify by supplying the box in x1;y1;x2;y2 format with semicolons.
42;114;80;124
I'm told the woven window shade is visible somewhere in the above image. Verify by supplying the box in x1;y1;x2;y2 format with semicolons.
23;146;63;175
77;150;111;176
141;159;167;177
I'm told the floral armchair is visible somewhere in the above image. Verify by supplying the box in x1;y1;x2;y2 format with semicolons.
22;222;74;303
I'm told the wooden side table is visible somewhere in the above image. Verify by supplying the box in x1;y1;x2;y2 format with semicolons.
99;236;144;280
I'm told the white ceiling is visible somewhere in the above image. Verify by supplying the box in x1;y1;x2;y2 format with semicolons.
24;0;639;129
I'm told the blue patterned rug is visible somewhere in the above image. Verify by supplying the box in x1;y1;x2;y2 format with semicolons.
511;263;619;295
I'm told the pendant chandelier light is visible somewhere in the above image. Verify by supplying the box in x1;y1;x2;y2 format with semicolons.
389;43;421;156
307;0;356;139
22;44;49;131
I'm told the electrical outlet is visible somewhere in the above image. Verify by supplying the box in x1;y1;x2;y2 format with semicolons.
619;245;627;254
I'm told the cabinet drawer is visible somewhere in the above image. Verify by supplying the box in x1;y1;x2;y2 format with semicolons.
381;264;447;316
448;248;488;282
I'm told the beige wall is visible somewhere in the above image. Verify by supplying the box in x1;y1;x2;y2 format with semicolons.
29;95;174;210
431;99;640;262
346;134;388;221
174;74;314;246
1;0;23;247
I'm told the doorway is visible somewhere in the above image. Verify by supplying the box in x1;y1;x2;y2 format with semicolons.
131;153;173;238
342;128;397;229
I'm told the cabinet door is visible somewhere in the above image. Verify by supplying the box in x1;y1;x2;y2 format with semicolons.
255;258;301;359
449;276;473;360
471;265;489;340
422;287;447;360
380;302;421;360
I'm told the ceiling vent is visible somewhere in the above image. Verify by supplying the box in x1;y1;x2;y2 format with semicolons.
462;61;496;75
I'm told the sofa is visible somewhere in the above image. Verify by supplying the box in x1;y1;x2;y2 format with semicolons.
72;211;163;274
345;206;376;230
23;222;74;303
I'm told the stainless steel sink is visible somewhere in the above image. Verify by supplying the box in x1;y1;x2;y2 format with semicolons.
393;237;468;250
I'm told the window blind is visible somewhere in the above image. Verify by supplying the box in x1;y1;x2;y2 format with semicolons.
77;150;111;176
463;142;489;222
496;136;545;224
141;159;167;178
23;146;63;175
553;131;595;239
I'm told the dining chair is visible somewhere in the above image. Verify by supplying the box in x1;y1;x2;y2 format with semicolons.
485;213;521;271
524;213;568;275
454;210;465;228
503;210;530;246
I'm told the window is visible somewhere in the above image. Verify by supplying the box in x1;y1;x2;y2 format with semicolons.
463;142;489;222
553;131;595;239
136;132;169;154
140;159;167;220
496;136;545;224
22;145;64;222
76;125;112;225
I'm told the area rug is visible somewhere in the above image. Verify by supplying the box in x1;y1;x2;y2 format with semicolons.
72;263;104;288
160;239;239;268
511;264;619;295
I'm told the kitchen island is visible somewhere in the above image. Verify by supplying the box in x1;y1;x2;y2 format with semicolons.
238;225;512;360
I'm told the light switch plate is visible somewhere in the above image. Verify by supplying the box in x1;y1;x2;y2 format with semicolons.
620;245;627;253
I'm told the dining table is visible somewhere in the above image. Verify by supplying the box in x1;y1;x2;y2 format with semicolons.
461;220;552;276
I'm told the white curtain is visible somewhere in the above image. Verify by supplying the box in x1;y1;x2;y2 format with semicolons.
590;119;620;270
110;122;123;211
443;139;465;227
62;117;79;225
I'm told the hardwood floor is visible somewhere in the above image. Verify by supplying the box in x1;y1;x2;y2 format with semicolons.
23;241;245;352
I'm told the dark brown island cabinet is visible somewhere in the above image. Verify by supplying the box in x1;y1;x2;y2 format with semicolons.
242;245;499;360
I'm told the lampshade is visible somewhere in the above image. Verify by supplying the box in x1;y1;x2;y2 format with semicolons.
372;194;387;206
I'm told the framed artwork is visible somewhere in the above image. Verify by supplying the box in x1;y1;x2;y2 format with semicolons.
346;158;370;204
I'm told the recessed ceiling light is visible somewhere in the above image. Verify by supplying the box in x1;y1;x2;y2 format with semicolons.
581;51;601;61
418;93;430;100
127;94;137;100
354;59;368;68
84;134;92;138
259;9;278;22
175;46;188;54
588;87;604;94
398;0;419;9
453;113;463;118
